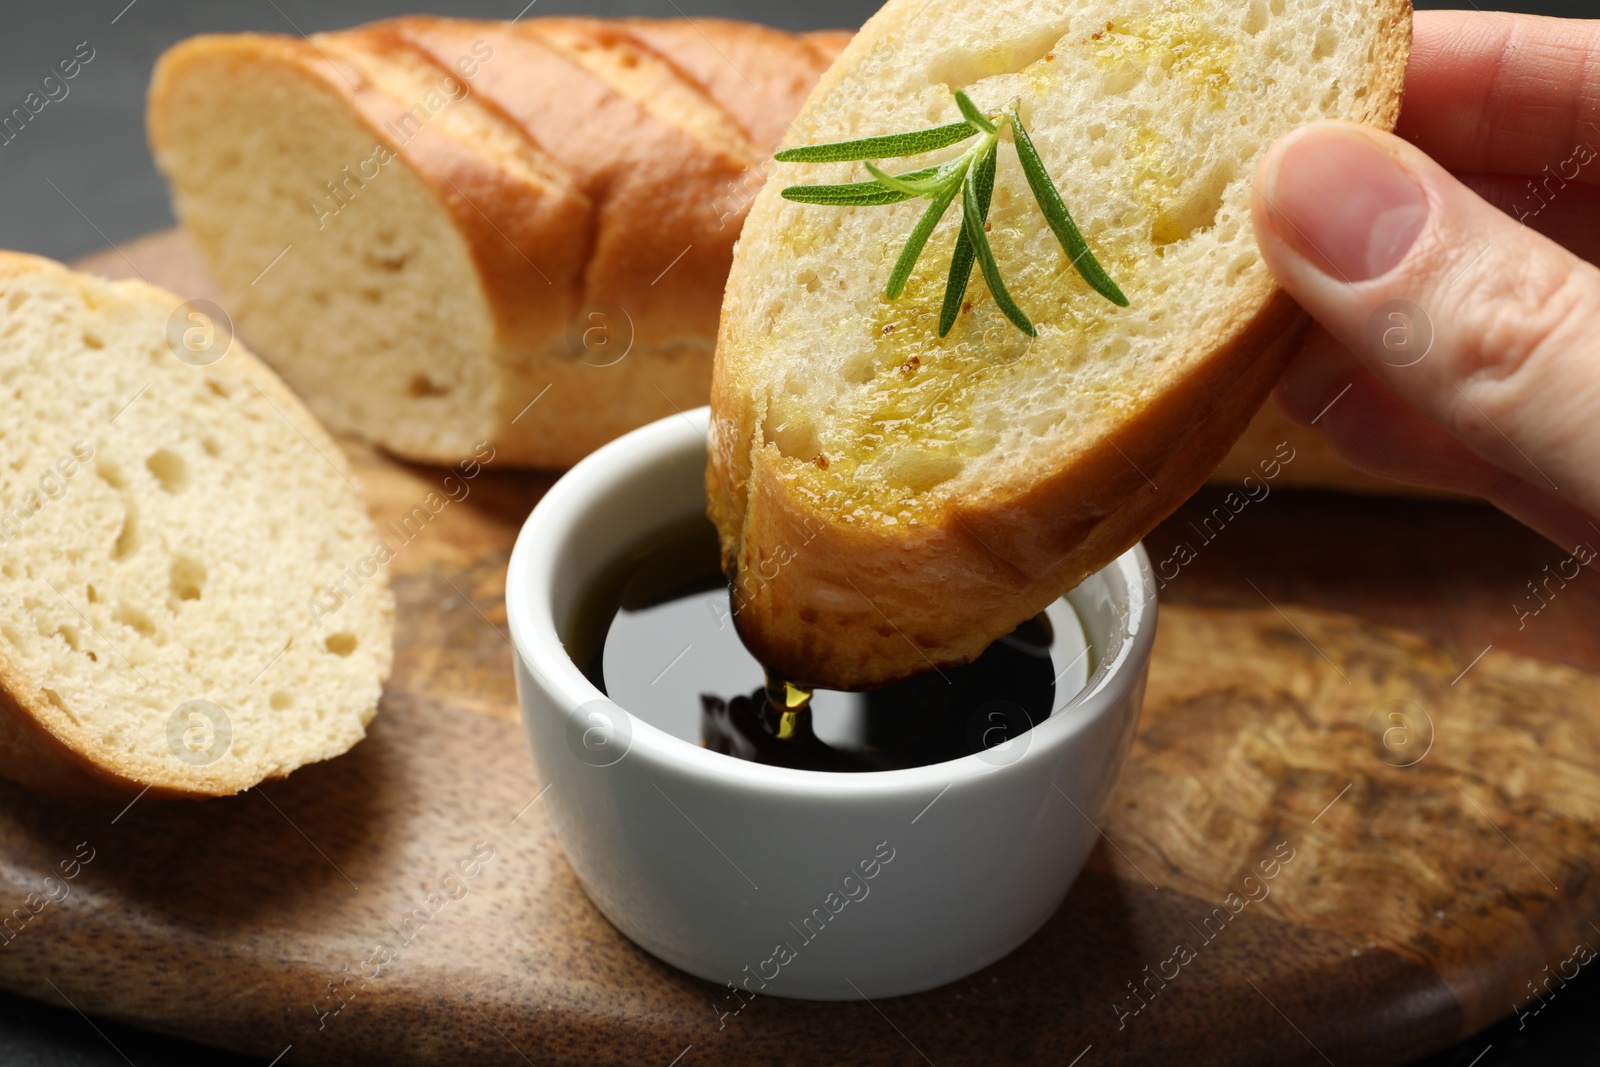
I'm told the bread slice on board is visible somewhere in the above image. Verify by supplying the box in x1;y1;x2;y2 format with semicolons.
147;18;849;469
0;253;393;798
709;0;1413;689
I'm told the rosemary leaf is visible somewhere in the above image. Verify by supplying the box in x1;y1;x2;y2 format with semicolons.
886;181;961;300
779;185;912;207
953;89;997;134
938;149;996;336
963;165;1036;337
1008;107;1130;307
780;164;945;206
938;228;974;336
774;121;976;164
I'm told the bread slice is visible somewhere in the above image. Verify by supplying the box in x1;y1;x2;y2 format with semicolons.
147;18;852;469
709;0;1412;688
0;253;393;798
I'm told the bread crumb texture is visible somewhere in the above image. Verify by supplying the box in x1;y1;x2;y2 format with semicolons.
0;255;393;796
730;0;1398;525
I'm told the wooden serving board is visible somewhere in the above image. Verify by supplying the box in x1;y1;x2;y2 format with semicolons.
1;231;1596;1066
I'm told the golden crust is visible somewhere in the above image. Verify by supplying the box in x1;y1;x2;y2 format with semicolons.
618;18;842;149
0;252;393;800
710;0;1415;689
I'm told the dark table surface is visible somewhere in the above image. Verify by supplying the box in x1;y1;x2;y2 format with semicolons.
2;0;1597;1064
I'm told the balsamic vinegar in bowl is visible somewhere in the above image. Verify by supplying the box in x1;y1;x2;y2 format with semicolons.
567;518;1092;772
507;405;1157;997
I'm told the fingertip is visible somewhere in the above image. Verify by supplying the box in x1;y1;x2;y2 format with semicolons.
1255;122;1431;285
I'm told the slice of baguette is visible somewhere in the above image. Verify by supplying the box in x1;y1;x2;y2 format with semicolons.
0;253;393;798
710;0;1412;688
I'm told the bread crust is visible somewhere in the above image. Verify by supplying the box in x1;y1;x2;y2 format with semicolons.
710;0;1414;689
618;18;842;149
0;252;393;800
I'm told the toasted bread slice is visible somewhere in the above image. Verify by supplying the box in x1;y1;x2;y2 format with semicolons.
710;0;1412;688
0;253;393;798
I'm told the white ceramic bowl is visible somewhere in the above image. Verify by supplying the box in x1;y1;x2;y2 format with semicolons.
506;407;1156;1000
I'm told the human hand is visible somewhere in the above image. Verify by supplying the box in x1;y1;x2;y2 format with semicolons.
1251;10;1600;551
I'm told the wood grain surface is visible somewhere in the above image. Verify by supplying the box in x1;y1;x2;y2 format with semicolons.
0;231;1594;1066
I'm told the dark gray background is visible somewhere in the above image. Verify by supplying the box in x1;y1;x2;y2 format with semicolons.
1;1;1597;1064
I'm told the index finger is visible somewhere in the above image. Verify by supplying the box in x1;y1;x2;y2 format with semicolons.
1397;10;1600;183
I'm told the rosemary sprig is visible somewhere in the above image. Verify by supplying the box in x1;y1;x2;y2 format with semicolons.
777;90;1128;338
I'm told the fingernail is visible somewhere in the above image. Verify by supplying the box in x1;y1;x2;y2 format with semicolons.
1265;126;1429;282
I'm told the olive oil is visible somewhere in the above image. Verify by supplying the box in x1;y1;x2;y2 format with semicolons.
568;518;1091;772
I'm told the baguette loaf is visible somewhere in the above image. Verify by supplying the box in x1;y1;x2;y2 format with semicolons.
148;17;849;469
0;253;393;798
710;0;1412;688
148;14;1413;498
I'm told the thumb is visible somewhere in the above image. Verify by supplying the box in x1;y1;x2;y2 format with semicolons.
1252;120;1600;519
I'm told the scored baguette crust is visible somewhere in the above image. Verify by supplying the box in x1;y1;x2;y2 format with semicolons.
710;0;1413;689
0;252;393;800
615;21;853;154
148;18;850;469
317;25;592;361
387;16;755;348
